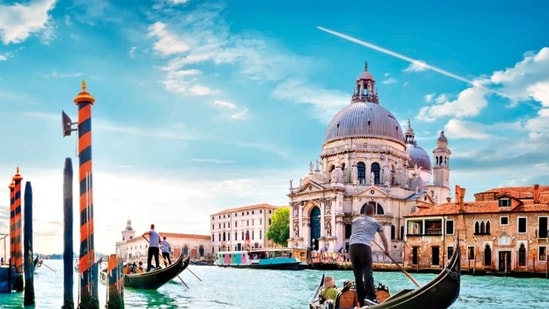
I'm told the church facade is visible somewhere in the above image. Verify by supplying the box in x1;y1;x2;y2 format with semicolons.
287;64;451;262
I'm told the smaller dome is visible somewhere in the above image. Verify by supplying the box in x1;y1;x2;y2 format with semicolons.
407;144;432;171
437;131;448;144
357;70;374;81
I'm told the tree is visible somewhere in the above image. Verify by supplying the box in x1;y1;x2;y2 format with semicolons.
267;206;290;247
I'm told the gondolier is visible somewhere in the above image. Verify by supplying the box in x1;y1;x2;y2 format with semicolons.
349;204;389;306
143;224;161;272
161;236;172;265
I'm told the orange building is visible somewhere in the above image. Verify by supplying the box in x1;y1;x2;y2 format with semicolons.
404;184;549;277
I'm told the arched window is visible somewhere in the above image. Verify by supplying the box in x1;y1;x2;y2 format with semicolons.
199;245;205;257
223;231;226;242
518;243;526;266
183;245;189;256
360;202;385;215
475;222;480;234
480;221;485;234
391;225;396;240
371;162;381;184
357;162;366;184
486;221;491;234
310;207;321;250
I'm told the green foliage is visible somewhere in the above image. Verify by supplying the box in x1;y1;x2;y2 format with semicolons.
267;207;290;246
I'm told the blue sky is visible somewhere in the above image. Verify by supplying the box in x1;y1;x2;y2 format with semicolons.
0;0;547;254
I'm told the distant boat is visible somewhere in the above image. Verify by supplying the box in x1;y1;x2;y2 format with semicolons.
216;248;305;270
101;254;190;290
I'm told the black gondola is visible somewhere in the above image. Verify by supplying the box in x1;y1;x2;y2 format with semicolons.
310;237;461;309
101;254;190;290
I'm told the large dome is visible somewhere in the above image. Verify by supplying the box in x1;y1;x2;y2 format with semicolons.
324;102;404;143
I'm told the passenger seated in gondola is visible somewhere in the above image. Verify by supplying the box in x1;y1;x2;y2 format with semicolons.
319;276;339;306
136;261;144;273
335;280;360;309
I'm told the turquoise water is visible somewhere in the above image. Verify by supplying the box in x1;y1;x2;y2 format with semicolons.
1;260;548;308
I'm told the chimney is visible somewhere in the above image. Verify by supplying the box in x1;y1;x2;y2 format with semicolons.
459;187;466;212
455;185;461;205
446;197;451;203
534;184;540;204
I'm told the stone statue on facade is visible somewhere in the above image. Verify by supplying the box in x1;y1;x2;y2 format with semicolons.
324;217;332;236
309;161;314;173
324;199;332;215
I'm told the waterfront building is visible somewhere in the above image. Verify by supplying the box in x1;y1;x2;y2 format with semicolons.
404;184;549;276
210;203;280;253
287;63;451;262
115;219;213;262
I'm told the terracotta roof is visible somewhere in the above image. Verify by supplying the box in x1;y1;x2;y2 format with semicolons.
210;203;283;215
125;232;209;244
407;199;549;217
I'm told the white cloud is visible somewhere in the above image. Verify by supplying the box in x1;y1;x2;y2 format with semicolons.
0;0;57;45
417;85;490;122
491;47;549;107
211;100;248;120
189;84;213;96
405;60;429;72
148;22;190;56
443;119;491;140
382;77;397;85
272;79;348;124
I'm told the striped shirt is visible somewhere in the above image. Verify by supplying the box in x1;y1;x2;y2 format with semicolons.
349;215;383;246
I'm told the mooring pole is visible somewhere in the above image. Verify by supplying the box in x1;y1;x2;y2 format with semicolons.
74;81;99;309
23;181;34;305
63;158;74;309
8;181;15;267
12;168;24;291
106;254;124;309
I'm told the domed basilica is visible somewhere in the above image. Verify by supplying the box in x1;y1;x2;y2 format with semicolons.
287;63;451;261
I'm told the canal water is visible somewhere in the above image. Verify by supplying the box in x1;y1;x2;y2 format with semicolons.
1;260;548;308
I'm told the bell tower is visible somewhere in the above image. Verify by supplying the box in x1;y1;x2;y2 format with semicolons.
432;131;451;188
121;219;135;241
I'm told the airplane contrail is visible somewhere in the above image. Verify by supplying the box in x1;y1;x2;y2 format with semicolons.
317;26;480;87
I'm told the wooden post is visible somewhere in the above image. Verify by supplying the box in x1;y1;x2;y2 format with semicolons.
106;254;124;309
63;158;74;309
23;181;35;305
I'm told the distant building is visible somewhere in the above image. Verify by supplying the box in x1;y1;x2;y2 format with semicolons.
288;63;450;263
210;203;280;253
404;184;549;276
115;219;213;262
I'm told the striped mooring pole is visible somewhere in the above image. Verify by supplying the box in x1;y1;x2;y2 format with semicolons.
8;181;14;269
106;254;124;309
12;168;24;292
74;81;99;309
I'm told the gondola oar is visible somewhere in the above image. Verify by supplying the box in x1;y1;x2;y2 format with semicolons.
372;239;420;288
142;235;189;289
41;261;57;273
186;267;202;281
310;273;325;306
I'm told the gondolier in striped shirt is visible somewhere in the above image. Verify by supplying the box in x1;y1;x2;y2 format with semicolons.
349;204;389;306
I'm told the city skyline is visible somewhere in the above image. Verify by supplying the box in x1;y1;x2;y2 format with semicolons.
0;0;547;254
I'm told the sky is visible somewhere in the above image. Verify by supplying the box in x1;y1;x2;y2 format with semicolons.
0;0;547;255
